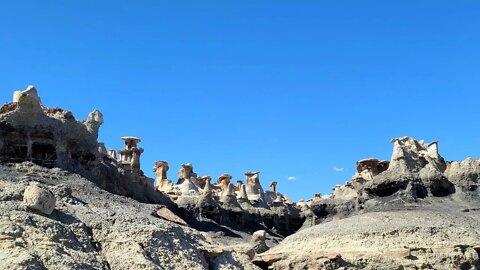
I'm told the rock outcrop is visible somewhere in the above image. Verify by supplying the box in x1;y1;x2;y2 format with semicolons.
0;86;171;206
259;204;480;269
256;136;480;269
0;162;261;270
1;86;480;270
0;86;304;238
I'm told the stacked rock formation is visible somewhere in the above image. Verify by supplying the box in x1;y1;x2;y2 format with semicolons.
151;160;303;236
0;86;303;237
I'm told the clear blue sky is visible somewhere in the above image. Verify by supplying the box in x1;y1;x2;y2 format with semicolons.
1;1;479;201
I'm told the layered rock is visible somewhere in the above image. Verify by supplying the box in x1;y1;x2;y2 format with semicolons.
268;136;480;269
0;162;263;270
153;161;173;192
259;204;480;270
362;136;453;199
168;169;304;237
0;86;171;206
3;86;480;269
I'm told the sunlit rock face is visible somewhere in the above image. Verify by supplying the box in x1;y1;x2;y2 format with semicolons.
362;136;454;199
164;166;304;236
306;136;480;231
154;161;173;192
0;86;101;169
264;137;480;269
0;86;171;206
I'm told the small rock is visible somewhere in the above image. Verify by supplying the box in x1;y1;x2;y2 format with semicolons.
245;248;256;260
23;184;56;215
254;253;285;264
253;230;267;241
154;206;188;226
252;230;269;254
326;252;341;260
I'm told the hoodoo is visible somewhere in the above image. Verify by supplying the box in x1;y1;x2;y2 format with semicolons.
0;86;479;270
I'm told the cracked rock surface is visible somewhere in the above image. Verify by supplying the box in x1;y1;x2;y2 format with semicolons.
262;200;480;269
0;162;260;270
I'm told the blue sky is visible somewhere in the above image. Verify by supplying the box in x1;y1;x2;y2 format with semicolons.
1;1;480;201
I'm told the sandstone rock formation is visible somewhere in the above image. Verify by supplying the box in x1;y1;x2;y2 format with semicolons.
177;163;197;185
353;158;389;181
2;86;480;269
259;203;480;270
0;86;169;206
118;136;144;176
251;230;269;254
153;161;173;192
85;109;104;138
0;162;263;270
245;172;264;202
258;136;480;269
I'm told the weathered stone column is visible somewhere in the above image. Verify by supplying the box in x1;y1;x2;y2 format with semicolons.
154;161;169;180
245;171;264;201
84;109;104;139
154;161;173;192
269;181;278;193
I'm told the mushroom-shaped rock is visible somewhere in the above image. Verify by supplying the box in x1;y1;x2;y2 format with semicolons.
245;171;264;201
217;173;232;186
269;181;278;193
23;184;56;215
153;161;169;181
389;136;441;172
202;176;213;193
196;176;210;190
121;136;141;147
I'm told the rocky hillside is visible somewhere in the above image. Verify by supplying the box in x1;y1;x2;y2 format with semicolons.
0;162;264;269
0;86;479;270
257;197;480;269
254;137;480;269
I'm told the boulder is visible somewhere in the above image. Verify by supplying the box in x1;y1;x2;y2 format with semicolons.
23;184;56;215
251;230;269;254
